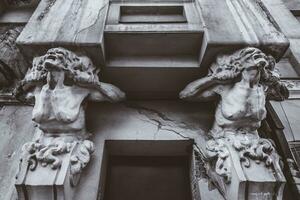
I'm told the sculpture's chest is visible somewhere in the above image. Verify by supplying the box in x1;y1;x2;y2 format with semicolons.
32;86;87;123
221;85;266;121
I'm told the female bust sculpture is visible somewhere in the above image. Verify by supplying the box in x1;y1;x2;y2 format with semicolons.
14;47;125;182
180;47;288;183
15;47;125;136
180;47;288;139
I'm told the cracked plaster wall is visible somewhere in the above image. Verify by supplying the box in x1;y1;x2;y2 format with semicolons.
0;101;216;200
0;105;36;200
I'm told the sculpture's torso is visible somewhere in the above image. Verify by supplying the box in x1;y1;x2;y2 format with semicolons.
212;83;266;137
32;84;89;134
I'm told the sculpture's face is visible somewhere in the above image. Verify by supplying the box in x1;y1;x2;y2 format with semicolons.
44;48;69;71
42;49;71;89
46;70;64;89
241;56;268;84
242;64;260;83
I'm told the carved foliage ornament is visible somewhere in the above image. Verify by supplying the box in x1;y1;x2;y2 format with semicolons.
206;134;282;182
21;137;95;186
180;47;288;184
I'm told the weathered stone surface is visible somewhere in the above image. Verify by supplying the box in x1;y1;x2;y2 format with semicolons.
82;101;216;200
0;105;35;200
282;0;300;14
0;25;29;88
14;0;289;99
196;0;289;68
16;0;108;66
0;101;215;200
270;100;300;142
103;2;204;99
0;1;296;200
0;0;38;23
262;0;300;78
3;0;40;8
262;0;300;39
0;101;213;200
0;8;35;23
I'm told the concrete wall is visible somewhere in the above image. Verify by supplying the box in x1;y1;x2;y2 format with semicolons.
0;105;36;200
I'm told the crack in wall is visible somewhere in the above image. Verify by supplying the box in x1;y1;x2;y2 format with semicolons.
123;103;212;191
124;103;207;157
38;0;57;20
73;1;108;43
125;103;198;136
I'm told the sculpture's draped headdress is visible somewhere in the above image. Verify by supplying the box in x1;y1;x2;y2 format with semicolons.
15;47;103;100
209;47;289;100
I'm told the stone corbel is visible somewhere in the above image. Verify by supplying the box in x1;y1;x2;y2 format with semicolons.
14;47;126;200
180;47;289;200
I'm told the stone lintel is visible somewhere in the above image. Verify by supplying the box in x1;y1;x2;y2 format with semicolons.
16;0;108;66
197;0;289;68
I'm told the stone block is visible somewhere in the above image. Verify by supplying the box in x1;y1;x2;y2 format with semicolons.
207;140;285;200
103;2;203;99
15;143;76;200
282;0;300;14
0;106;35;200
197;0;289;68
16;0;109;66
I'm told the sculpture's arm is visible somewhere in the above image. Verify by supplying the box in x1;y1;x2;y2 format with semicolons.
266;82;289;101
180;69;239;101
14;80;43;104
89;82;126;102
179;76;219;101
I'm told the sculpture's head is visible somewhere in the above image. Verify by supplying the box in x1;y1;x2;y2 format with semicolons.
15;47;101;101
211;47;289;100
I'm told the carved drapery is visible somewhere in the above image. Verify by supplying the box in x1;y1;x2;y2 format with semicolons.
180;47;288;200
14;47;126;200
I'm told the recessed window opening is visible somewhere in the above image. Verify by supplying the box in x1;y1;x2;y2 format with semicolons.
119;5;187;23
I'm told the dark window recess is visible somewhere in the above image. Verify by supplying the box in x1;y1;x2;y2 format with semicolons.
119;6;187;23
104;156;192;200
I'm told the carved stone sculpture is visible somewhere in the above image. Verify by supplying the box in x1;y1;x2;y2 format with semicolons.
180;47;288;200
14;47;125;200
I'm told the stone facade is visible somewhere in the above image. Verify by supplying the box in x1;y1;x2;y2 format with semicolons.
1;0;300;200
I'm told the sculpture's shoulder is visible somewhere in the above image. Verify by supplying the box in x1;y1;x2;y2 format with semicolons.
212;84;232;96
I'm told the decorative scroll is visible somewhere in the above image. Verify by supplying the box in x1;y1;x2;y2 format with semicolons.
21;137;95;186
206;134;282;183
